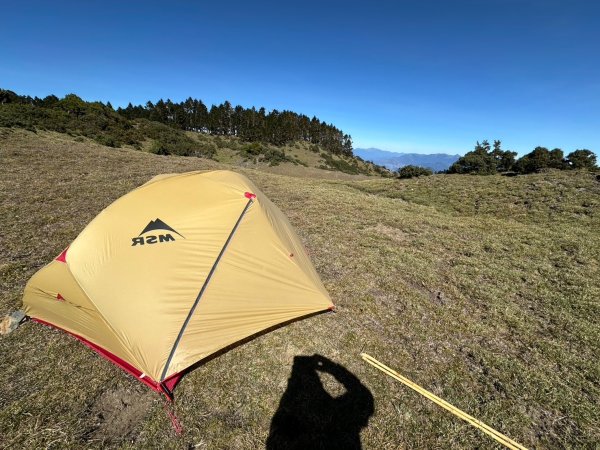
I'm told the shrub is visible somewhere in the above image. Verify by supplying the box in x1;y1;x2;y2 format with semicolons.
94;134;118;147
240;142;265;157
450;140;517;175
262;148;288;166
136;119;214;158
398;165;433;179
449;149;496;175
193;141;218;158
240;142;291;166
320;153;361;174
148;140;170;155
566;149;597;170
514;147;566;173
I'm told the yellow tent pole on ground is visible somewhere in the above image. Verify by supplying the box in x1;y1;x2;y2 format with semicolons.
361;353;528;450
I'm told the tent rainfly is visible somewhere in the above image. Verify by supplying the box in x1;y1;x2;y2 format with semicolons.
22;170;333;398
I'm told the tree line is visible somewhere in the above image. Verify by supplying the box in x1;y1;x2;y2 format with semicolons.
0;89;217;156
448;140;597;175
3;89;596;178
396;140;597;179
118;99;353;156
0;89;353;156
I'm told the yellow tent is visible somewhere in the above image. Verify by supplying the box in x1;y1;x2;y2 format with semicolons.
22;170;333;398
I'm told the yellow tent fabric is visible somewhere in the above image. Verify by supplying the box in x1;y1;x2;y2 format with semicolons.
22;170;333;396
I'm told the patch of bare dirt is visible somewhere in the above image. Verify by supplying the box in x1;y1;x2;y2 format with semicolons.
367;223;409;242
82;388;154;445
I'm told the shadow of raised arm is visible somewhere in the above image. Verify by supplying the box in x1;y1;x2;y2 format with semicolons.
267;354;374;450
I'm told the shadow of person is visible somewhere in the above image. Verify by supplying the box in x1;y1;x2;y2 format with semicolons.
266;354;374;450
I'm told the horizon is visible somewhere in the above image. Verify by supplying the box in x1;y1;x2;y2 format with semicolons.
354;147;462;156
1;1;598;156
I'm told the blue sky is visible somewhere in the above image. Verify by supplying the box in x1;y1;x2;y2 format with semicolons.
1;0;598;155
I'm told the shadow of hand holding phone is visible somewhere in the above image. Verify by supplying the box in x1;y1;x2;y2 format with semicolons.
267;354;374;450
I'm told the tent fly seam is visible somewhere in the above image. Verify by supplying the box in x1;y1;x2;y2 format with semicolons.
159;196;255;381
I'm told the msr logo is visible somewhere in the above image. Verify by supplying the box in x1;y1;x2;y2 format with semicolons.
132;218;184;246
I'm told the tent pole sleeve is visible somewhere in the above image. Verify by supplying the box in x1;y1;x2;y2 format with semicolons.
160;198;254;381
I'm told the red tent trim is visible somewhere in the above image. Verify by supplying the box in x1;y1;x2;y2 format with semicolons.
31;318;183;399
55;247;69;263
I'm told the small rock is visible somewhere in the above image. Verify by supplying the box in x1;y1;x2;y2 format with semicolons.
0;310;26;335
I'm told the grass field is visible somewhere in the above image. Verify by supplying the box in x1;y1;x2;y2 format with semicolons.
1;129;599;449
189;132;388;178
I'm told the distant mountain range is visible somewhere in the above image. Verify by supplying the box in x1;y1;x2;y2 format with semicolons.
354;148;461;172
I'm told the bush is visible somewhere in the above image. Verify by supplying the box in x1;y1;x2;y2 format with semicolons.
566;149;597;170
398;165;433;179
213;136;233;149
320;153;361;174
240;142;265;157
240;142;291;166
136;119;214;158
94;134;118;147
264;148;290;166
148;140;170;155
193;141;218;158
514;147;566;174
449;149;496;175
449;140;517;175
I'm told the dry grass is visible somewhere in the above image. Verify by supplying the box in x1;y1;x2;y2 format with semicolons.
1;128;599;449
184;132;387;179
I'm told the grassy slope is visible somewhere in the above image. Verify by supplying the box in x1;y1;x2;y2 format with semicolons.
0;99;389;178
1;129;599;449
183;131;389;178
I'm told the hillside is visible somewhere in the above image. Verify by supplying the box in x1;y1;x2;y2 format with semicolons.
1;129;599;449
187;133;391;178
0;89;391;178
354;147;460;172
